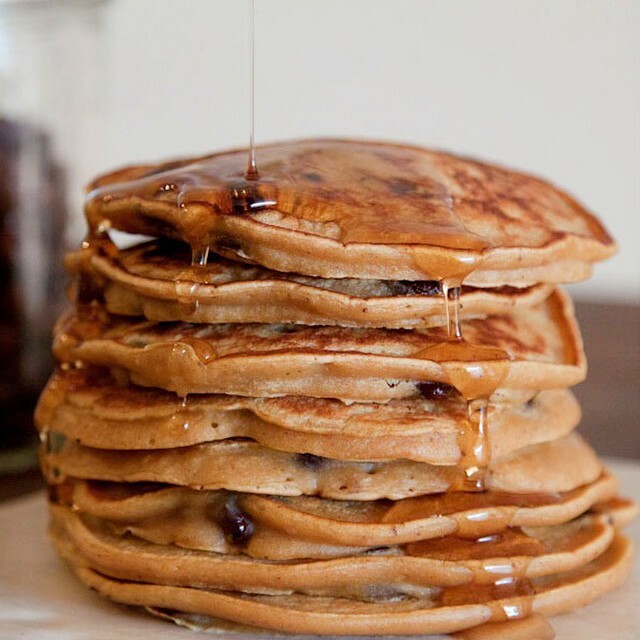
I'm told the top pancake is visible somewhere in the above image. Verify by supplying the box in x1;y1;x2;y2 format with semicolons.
85;139;615;284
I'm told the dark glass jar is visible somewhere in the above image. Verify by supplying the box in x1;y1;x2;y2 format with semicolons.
0;0;108;476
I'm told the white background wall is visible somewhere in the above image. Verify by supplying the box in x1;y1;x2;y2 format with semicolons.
100;0;639;302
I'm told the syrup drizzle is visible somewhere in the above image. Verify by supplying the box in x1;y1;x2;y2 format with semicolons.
170;396;191;432
192;246;210;266
464;398;490;491
86;140;492;279
175;279;200;315
246;0;257;179
416;334;511;492
442;283;462;340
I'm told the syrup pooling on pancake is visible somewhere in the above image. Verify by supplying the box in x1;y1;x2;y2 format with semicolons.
86;140;492;277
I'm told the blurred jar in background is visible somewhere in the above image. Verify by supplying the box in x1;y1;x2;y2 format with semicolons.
0;0;108;473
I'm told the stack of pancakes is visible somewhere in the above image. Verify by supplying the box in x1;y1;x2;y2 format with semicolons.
36;140;636;638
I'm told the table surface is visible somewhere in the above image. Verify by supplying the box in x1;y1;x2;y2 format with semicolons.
0;457;638;640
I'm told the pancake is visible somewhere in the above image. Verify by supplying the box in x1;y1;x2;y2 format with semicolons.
56;473;627;558
84;139;615;285
43;432;602;500
49;505;623;596
51;528;635;636
38;137;632;637
67;240;554;328
36;369;580;464
52;288;584;401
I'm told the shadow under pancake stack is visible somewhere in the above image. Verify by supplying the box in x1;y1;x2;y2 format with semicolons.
36;140;637;638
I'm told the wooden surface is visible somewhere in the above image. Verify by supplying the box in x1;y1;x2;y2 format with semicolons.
573;302;640;460
0;301;638;503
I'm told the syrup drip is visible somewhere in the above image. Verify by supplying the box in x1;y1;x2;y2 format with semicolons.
382;487;565;529
414;268;503;491
407;527;544;592
246;0;257;179
416;337;511;492
440;576;535;622
463;398;490;492
175;278;201;316
442;283;462;340
191;246;210;266
172;338;217;365
171;246;211;315
169;396;191;432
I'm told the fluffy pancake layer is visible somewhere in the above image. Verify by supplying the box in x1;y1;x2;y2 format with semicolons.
85;139;615;284
53;289;584;400
50;503;626;595
36;369;580;463
67;240;555;328
51;521;635;636
42;432;602;500
51;474;628;557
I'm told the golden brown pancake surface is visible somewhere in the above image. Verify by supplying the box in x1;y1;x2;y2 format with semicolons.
85;139;616;283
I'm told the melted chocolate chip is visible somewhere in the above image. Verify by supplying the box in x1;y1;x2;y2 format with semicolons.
296;453;326;469
220;497;254;546
275;325;300;334
417;381;455;400
392;280;442;296
364;546;391;555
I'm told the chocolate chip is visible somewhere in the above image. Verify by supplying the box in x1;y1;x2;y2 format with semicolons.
417;381;455;400
392;281;442;296
275;325;300;334
296;453;326;469
220;497;254;546
365;546;391;555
